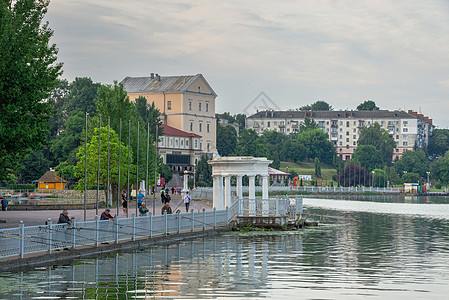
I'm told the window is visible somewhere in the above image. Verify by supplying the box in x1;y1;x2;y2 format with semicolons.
274;121;277;125
169;137;173;147
353;135;356;139
353;141;356;145
339;142;342;145
200;140;203;150
353;128;356;132
194;139;198;149
403;141;408;146
267;121;270;127
175;138;179;148
353;121;356;125
198;102;202;111
340;135;342;138
205;102;209;112
180;139;184;148
188;100;192;111
207;142;210;152
340;121;343;126
346;138;349;142
346;121;349;127
402;135;407;139
340;128;342;132
346;131;349;136
190;121;194;131
167;101;172;110
403;121;408;126
199;121;203;132
396;135;399;139
403;128;408;132
186;140;189;147
206;123;210;132
381;121;384;125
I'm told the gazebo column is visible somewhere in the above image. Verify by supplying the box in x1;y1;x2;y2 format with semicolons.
224;175;231;208
236;175;243;200
248;175;256;216
213;175;223;210
219;176;224;209
262;175;269;216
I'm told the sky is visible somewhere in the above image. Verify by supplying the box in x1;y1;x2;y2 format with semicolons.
45;0;449;128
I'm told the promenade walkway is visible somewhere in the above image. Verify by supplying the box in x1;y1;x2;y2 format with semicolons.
0;194;212;229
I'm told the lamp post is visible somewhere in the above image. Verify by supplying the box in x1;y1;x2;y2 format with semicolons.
193;163;196;190
371;170;375;188
426;171;430;190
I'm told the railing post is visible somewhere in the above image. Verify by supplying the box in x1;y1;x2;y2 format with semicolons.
203;208;206;231
191;209;195;232
177;211;181;234
132;213;136;241
149;212;153;238
213;207;216;229
95;215;99;247
115;215;119;244
226;206;229;224
164;212;168;236
47;218;52;254
72;218;76;249
19;221;24;258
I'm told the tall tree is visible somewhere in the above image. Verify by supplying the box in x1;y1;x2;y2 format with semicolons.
64;77;100;115
299;117;319;132
394;150;429;178
358;123;396;164
357;100;379;111
352;145;383;171
299;101;333;111
217;125;237;156
428;129;449;157
195;155;212;186
297;129;335;164
75;126;133;201
0;0;62;180
134;96;163;142
235;113;247;130
235;129;267;157
431;151;449;186
18;150;51;183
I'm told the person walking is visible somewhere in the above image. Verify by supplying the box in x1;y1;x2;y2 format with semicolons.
121;190;128;215
137;189;144;208
184;191;191;212
161;202;172;215
1;196;8;211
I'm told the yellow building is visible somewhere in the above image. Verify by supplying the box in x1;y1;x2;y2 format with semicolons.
122;73;217;154
37;170;66;192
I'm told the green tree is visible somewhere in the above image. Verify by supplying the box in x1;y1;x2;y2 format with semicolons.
235;113;247;130
235;129;267;157
55;161;76;183
431;151;449;187
299;117;319;132
358;123;396;164
338;163;369;187
134;96;163;142
280;139;307;163
401;172;420;184
195;155;212;186
372;169;388;187
18;150;51;183
357;100;379;111
314;158;321;179
299;101;333;111
75;126;133;201
352;145;383;171
385;166;402;186
297;129;335;164
64;77;100;115
428;129;449;157
394;150;429;178
217;125;237;156
0;0;62;180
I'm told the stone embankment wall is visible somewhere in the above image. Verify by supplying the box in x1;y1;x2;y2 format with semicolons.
53;190;106;199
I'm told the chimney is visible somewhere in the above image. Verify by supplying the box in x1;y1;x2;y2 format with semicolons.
158;75;161;81
150;73;154;79
350;110;353;117
344;110;347;117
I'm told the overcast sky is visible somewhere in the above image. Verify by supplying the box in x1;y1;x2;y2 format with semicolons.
46;0;449;128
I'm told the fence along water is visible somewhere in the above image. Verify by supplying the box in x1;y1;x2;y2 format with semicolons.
0;197;302;259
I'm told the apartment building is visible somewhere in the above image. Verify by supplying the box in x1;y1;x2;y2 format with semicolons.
121;73;217;156
246;110;434;161
158;124;202;173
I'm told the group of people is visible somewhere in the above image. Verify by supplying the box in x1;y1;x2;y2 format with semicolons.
54;187;192;225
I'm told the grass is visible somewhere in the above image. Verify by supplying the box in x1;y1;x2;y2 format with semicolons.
280;161;338;183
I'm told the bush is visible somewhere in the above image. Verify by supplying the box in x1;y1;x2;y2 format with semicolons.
10;184;36;192
435;182;442;189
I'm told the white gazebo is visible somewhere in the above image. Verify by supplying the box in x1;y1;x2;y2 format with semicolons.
208;156;272;210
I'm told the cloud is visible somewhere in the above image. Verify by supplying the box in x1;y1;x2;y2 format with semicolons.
46;0;449;127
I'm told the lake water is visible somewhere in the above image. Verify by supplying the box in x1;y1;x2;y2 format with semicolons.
1;195;449;299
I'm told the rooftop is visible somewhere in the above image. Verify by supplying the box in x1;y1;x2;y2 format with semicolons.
161;124;201;138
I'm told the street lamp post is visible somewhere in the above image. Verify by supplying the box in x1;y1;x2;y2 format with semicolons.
371;170;375;188
426;171;430;190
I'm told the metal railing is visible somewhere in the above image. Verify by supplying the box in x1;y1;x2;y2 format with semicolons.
0;208;227;259
194;186;401;193
0;197;304;259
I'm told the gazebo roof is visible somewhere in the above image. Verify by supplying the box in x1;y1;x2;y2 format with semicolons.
37;171;66;183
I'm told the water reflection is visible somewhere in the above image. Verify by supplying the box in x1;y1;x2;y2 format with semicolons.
1;198;449;299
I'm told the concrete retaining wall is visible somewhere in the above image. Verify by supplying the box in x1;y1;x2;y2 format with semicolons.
0;228;228;272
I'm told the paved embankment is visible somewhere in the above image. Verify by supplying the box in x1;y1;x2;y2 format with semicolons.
0;195;212;229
